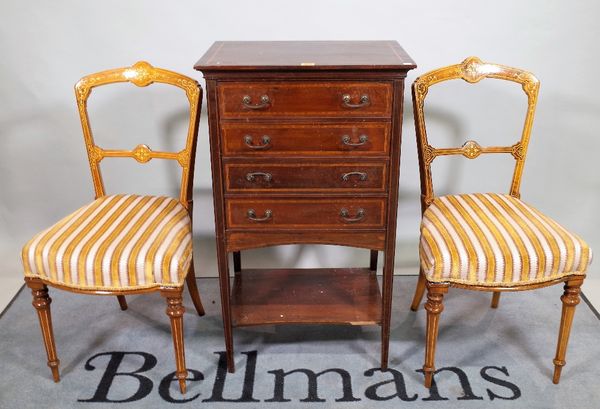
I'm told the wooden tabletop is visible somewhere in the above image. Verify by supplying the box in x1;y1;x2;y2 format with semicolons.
195;41;416;71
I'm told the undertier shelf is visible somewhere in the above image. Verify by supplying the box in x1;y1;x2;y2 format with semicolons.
231;268;382;326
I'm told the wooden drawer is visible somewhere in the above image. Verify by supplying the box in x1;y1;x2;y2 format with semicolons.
221;122;390;157
218;81;392;118
226;198;386;229
224;162;387;193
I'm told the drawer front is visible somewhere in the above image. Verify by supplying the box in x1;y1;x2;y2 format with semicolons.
226;198;386;229
218;81;392;118
225;162;387;193
221;122;390;157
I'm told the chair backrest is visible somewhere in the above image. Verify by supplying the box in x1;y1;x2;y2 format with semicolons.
412;56;540;211
74;61;202;211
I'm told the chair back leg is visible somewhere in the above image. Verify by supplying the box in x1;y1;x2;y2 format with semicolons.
26;278;60;382
117;295;128;310
491;292;501;308
553;277;584;384
410;268;427;311
161;288;188;394
185;261;205;316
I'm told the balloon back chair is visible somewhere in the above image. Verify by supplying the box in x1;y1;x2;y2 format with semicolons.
410;57;592;387
21;61;205;394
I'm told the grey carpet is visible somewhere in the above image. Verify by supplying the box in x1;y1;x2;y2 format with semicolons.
1;276;599;408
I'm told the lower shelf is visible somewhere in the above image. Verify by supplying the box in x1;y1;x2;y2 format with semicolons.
231;267;382;327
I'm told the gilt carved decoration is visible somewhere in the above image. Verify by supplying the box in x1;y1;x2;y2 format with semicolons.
74;61;202;207
412;57;540;207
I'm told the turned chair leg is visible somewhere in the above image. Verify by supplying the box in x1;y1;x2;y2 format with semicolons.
423;283;448;388
26;279;60;382
117;295;128;310
185;261;205;316
410;268;427;311
552;277;583;384
161;288;188;394
491;292;501;308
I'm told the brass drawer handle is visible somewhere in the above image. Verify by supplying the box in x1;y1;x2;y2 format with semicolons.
242;95;270;109
247;209;272;222
244;135;271;150
341;134;369;147
340;208;365;223
341;171;368;181
342;94;370;108
246;172;272;182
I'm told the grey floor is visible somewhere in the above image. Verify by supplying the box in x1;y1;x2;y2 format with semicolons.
1;276;599;408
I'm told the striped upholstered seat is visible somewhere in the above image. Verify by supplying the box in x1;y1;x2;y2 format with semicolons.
22;194;193;291
420;193;592;286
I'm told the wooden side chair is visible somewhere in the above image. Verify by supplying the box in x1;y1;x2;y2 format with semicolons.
410;57;593;387
21;61;205;394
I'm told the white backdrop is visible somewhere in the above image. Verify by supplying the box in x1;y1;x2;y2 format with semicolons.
1;1;599;294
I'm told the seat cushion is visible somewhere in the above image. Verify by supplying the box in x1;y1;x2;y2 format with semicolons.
22;194;193;291
420;193;592;286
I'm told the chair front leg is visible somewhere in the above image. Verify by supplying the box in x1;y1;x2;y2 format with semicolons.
161;288;188;394
423;283;448;388
552;277;584;384
26;278;60;382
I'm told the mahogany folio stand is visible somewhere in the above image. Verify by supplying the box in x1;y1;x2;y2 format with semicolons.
195;41;416;372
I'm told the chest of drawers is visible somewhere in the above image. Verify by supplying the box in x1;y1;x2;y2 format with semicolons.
195;41;416;372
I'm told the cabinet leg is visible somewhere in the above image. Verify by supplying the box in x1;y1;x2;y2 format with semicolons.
233;251;241;273
218;251;235;373
380;251;394;369
369;250;378;272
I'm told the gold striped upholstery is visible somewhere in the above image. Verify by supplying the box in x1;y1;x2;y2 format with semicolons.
22;194;193;291
420;193;592;286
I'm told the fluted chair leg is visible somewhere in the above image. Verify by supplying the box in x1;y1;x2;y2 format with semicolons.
552;277;583;384
117;295;128;310
410;268;427;311
162;288;188;394
423;283;448;388
185;262;205;316
26;279;60;382
491;292;501;308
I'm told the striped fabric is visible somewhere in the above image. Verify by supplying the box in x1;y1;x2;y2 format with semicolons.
420;193;592;286
22;194;193;291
